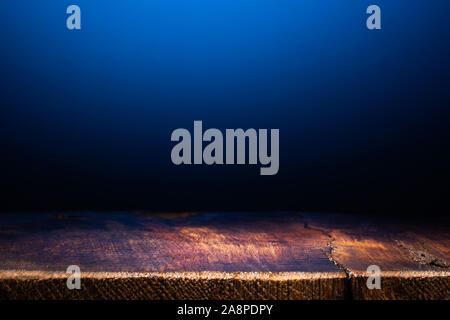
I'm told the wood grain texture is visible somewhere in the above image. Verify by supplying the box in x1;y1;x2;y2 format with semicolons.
303;213;450;299
0;212;338;273
0;271;346;300
0;212;448;300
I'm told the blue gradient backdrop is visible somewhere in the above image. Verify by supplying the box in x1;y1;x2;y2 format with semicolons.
1;1;449;214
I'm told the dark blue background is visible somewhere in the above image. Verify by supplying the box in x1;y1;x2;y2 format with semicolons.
1;1;449;215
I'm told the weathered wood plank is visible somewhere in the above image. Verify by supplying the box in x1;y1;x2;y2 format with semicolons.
0;212;346;299
0;212;448;300
303;214;450;299
0;212;338;273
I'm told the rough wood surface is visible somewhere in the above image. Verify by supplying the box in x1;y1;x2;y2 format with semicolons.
0;271;346;300
0;212;448;300
303;213;450;299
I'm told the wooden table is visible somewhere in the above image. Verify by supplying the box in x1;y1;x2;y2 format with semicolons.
0;212;448;300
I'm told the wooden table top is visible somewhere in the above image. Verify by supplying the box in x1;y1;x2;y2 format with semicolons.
0;212;448;300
